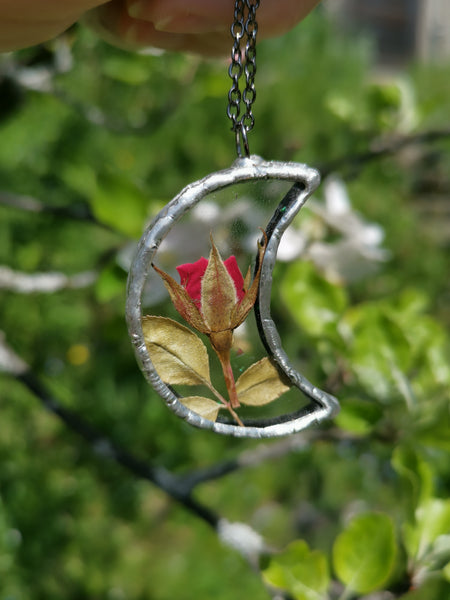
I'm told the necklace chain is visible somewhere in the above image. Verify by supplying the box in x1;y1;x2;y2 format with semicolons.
227;0;260;158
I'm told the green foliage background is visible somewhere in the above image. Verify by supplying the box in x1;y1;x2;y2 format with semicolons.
0;9;449;600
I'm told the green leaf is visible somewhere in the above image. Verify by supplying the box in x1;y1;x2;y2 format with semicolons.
335;398;382;435
443;560;450;582
95;264;125;303
262;540;329;600
90;173;149;238
404;499;450;562
102;55;152;85
343;304;412;401
281;261;347;338
399;577;450;600
181;397;221;422
332;512;397;594
416;398;450;452
236;357;291;406
391;446;434;519
142;316;211;386
62;164;150;238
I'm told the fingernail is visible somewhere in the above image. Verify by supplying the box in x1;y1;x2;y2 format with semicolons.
154;16;174;32
128;0;147;19
124;23;141;45
155;15;227;34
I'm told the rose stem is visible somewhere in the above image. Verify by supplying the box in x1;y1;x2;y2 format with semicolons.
216;349;240;410
202;376;244;427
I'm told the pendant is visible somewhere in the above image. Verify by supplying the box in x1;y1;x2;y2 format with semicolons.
126;155;340;438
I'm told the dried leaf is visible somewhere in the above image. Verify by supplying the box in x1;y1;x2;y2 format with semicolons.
181;396;221;422
201;237;237;331
142;315;211;386
236;357;290;406
231;233;267;328
152;265;209;334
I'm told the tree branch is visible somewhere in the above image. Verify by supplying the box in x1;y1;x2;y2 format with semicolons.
0;331;219;528
319;127;450;178
0;265;97;293
0;190;99;224
179;434;313;493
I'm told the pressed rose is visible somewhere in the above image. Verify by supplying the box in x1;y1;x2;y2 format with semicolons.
152;234;267;409
176;255;246;306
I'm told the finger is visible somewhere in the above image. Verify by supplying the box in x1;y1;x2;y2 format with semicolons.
124;0;320;38
84;0;233;56
0;0;109;51
85;0;320;56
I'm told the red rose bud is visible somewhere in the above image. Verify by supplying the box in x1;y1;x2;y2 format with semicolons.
152;233;267;409
176;255;245;306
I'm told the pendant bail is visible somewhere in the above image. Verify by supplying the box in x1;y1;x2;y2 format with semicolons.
228;0;259;158
235;123;250;158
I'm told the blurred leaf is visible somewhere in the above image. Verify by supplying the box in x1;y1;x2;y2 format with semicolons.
102;55;152;85
332;512;397;594
95;264;125;303
262;540;329;600
392;446;434;517
89;173;149;238
399;576;450;600
181;396;221;422
343;304;412;401
236;358;291;406
404;499;450;562
335;398;383;435
62;164;150;238
142;316;211;386
417;411;450;452
281;261;347;337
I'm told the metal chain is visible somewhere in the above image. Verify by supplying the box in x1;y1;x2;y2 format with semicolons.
227;0;260;158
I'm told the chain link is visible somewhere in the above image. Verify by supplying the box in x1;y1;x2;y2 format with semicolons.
227;0;260;157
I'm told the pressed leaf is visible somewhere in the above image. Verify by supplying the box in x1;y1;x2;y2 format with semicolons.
152;265;208;333
236;357;290;406
142;316;211;386
332;512;397;594
231;234;267;328
181;396;221;422
201;238;237;331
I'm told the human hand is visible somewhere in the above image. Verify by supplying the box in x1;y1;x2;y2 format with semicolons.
85;0;321;56
0;0;320;55
0;0;106;52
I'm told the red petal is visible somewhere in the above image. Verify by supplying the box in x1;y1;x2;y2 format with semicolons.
176;257;208;303
224;256;245;301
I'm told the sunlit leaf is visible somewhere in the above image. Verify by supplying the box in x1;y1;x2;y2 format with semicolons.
281;261;347;338
444;560;450;583
181;396;221;422
88;173;149;238
404;499;450;562
343;304;412;401
142;316;211;386
262;540;329;600
236;357;290;406
332;512;397;594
